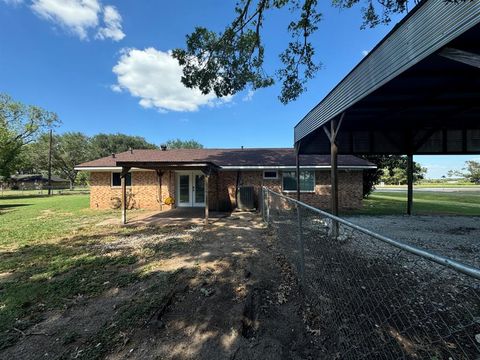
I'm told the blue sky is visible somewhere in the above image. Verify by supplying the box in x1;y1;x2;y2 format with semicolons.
0;0;475;178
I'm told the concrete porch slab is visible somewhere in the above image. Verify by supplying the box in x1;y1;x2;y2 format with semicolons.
98;208;231;227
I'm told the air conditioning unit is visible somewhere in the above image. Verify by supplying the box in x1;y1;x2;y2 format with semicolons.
237;186;255;210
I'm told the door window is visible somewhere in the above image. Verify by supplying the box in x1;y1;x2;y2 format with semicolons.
179;175;190;203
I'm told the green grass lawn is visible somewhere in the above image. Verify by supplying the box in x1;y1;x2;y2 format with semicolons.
0;193;167;351
352;190;480;215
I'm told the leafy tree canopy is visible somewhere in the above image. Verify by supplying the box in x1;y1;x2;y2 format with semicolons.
360;155;426;196
173;0;466;104
164;138;204;149
448;160;480;183
0;93;59;177
90;133;157;158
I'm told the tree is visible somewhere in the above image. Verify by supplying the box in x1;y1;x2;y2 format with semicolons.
379;163;427;185
173;0;466;104
164;139;204;149
0;93;59;178
31;132;92;189
90;133;157;158
450;161;480;183
360;155;426;196
463;161;480;183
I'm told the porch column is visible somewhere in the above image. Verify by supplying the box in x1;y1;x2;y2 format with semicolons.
205;174;209;225
156;170;163;211
121;167;131;225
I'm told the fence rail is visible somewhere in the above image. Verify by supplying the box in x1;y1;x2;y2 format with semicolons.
262;187;480;359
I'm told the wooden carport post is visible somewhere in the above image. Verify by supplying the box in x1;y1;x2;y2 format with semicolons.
295;142;301;201
323;113;344;217
323;113;344;238
407;154;414;215
121;166;131;225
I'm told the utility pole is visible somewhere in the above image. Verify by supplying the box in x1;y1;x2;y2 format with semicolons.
47;129;53;196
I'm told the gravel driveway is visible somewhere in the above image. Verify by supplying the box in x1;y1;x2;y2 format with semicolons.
346;215;480;268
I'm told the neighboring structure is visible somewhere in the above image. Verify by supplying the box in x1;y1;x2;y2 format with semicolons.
75;148;375;213
9;174;70;190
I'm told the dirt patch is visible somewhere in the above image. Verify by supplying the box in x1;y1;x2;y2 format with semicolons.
0;212;319;360
0;272;177;360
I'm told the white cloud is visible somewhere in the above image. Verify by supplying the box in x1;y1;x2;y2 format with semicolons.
362;50;369;57
31;0;101;39
242;89;255;102
112;48;232;113
1;0;125;41
96;5;124;41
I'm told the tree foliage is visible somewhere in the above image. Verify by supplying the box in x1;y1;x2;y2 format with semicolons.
12;132;160;188
0;93;59;177
360;155;426;196
174;0;466;103
44;132;92;188
449;160;480;183
90;133;157;158
164;138;204;149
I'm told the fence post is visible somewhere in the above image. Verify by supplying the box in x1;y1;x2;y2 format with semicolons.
296;203;306;292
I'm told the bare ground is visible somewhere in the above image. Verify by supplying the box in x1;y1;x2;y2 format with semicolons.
0;213;319;360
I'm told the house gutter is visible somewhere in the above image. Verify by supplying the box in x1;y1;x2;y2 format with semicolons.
75;165;377;172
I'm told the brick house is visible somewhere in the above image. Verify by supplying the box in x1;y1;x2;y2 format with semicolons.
75;148;375;214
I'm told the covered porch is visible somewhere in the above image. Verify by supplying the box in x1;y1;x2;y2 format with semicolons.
116;161;220;225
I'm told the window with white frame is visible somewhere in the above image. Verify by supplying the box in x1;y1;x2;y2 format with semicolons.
111;172;132;187
282;171;315;192
263;170;278;179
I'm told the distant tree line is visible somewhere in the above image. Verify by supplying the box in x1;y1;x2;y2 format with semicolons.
0;93;203;189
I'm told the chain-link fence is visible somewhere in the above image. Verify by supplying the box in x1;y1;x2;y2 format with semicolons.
261;187;480;359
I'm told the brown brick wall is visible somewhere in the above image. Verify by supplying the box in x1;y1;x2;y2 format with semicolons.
88;169;363;211
89;171;174;210
214;170;363;210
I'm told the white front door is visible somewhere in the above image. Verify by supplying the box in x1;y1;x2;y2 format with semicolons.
176;172;206;207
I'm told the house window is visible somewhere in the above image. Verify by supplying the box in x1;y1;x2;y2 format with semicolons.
112;172;132;187
282;171;315;192
263;170;278;179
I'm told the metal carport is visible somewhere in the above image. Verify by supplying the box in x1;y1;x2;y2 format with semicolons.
294;0;480;215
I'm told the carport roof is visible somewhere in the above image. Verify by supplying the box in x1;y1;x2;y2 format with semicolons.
75;148;375;170
294;0;480;155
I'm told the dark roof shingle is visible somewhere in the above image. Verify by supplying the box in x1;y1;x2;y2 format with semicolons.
76;148;375;168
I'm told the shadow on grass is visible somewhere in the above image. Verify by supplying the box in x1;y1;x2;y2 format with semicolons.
0;204;32;215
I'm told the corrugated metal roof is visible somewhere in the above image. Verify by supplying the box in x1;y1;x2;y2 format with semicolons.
294;0;480;144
